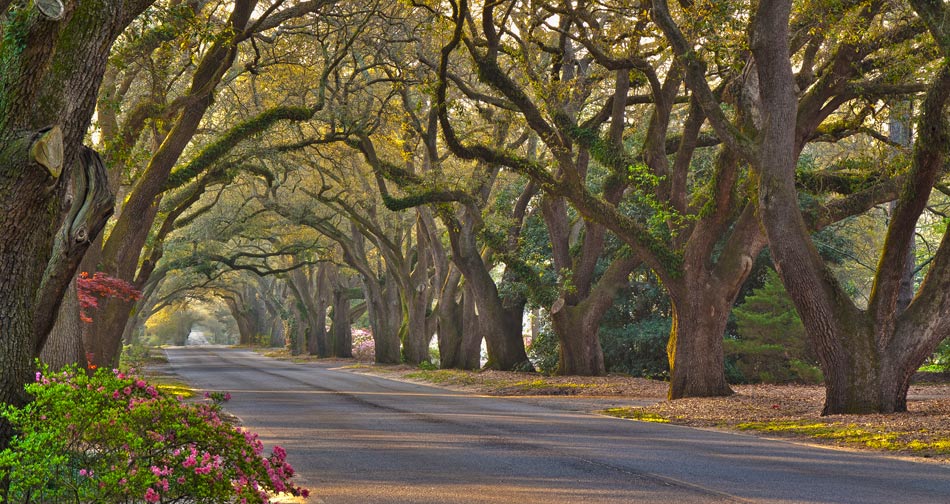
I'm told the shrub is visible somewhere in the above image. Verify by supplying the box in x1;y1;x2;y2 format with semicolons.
527;329;560;375
600;316;670;379
0;366;308;503
352;328;375;362
921;337;950;372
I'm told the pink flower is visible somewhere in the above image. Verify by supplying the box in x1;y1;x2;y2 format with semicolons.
123;386;132;395
144;487;160;503
182;454;197;468
135;379;147;388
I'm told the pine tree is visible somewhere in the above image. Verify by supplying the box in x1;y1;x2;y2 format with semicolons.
728;269;822;384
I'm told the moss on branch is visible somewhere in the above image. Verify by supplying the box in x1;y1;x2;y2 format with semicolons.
164;105;312;191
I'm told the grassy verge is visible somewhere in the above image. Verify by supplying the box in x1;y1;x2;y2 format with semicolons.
736;420;950;455
602;406;950;460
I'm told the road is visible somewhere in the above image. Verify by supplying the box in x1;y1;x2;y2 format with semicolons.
164;346;950;503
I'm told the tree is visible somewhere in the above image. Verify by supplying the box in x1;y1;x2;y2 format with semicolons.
429;0;927;398
752;0;950;413
426;0;759;393
672;0;948;413
82;0;347;369
730;269;820;384
0;0;153;450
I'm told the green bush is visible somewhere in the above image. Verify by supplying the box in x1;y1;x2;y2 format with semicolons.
921;338;950;372
600;316;670;379
0;366;308;503
527;329;560;375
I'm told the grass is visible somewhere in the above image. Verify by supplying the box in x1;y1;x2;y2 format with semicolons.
602;407;671;423
148;375;196;399
735;420;950;456
602;410;950;459
404;369;490;387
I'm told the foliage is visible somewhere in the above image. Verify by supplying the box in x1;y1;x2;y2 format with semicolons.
119;343;164;372
417;360;439;371
600;316;671;380
728;269;822;384
76;272;142;323
145;302;236;347
922;338;950;372
599;268;672;379
526;328;559;375
0;366;308;503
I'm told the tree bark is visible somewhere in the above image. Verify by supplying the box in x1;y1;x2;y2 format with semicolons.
329;285;353;358
40;279;85;371
552;256;639;375
402;219;433;364
666;293;734;398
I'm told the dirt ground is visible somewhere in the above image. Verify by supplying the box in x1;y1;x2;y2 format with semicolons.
338;363;950;463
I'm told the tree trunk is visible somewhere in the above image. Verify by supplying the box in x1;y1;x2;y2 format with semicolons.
551;255;639;376
40;279;86;371
480;295;529;370
447;214;530;370
357;269;402;364
330;287;353;358
402;284;431;365
666;297;734;399
437;297;465;368
437;276;481;369
289;307;305;356
551;303;605;376
84;296;137;368
310;264;332;356
224;297;256;346
460;285;485;369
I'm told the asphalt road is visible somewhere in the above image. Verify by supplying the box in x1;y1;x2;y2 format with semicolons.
164;346;950;503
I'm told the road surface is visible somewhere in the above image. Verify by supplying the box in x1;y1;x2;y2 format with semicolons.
164;346;950;503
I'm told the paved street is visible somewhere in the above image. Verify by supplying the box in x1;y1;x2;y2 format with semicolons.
165;346;950;503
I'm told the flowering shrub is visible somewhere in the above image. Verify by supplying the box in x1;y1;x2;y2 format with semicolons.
0;366;308;503
351;328;375;362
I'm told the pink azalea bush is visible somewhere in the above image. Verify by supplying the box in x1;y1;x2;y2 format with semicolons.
0;366;308;503
351;328;375;362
